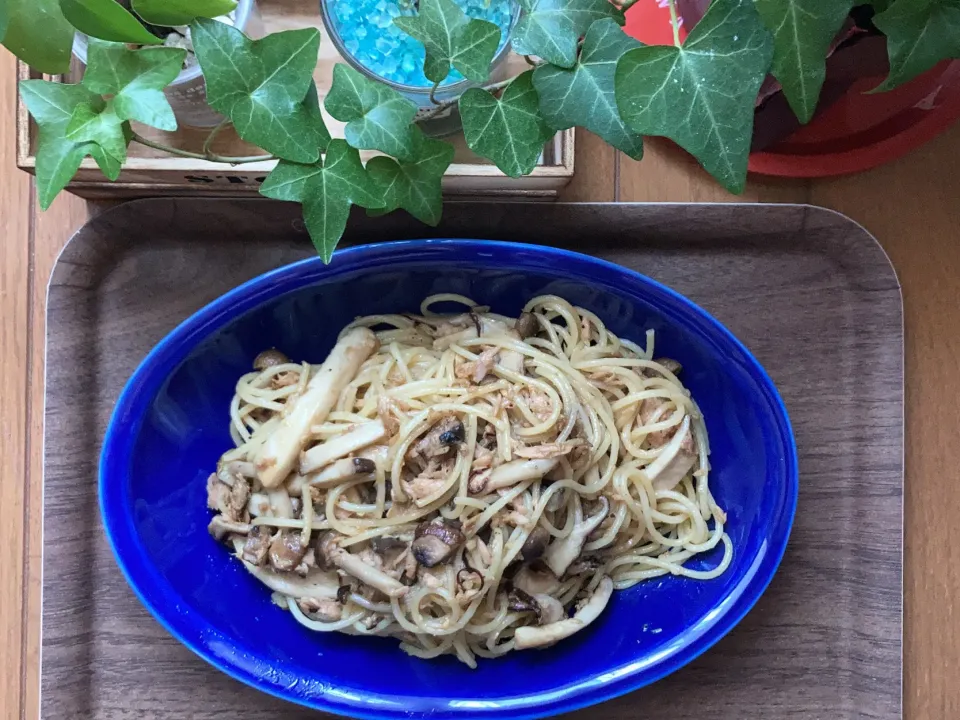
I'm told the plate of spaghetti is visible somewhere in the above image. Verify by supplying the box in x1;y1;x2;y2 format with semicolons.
100;240;797;720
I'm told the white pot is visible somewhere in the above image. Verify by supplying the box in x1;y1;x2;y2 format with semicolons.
72;0;257;128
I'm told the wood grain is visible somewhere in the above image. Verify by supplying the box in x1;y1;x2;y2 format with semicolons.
23;192;92;720
0;44;34;720
809;122;960;720
38;202;901;720
4;31;960;719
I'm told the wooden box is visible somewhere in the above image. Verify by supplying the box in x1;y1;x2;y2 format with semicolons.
15;0;575;200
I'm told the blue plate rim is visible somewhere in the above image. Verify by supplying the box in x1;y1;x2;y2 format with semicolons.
99;238;799;720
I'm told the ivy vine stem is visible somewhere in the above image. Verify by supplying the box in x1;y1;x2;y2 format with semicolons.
417;75;517;123
667;0;682;47
130;132;276;165
203;117;232;157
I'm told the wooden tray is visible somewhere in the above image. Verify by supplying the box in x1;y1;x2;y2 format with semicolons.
35;201;903;719
15;0;574;199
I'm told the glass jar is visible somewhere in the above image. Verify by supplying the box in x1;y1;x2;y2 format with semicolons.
320;0;518;137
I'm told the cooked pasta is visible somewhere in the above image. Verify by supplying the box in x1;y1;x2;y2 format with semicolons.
205;294;731;667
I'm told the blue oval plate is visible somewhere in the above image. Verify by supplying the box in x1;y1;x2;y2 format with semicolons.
100;240;798;720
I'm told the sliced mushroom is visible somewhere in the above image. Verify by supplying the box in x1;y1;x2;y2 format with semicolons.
543;496;610;577
267;488;294;519
512;563;561;596
254;328;379;488
269;530;307;572
307;457;377;488
652;357;682;376
300;420;387;474
408;416;465;461
236;545;340;599
411;519;465;567
208;516;251;541
515;312;539;339
508;587;540;616
317;533;408;598
534;594;565;625
519;526;550;562
242;525;272;566
645;415;696;491
485;458;558;493
498;330;525;374
253;348;290;370
513;440;583;460
217;460;257;485
514;576;614;649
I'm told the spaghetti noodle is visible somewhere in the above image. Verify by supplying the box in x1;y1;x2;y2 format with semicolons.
205;294;731;667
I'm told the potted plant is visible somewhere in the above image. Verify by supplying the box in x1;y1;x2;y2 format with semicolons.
4;0;958;261
70;0;259;127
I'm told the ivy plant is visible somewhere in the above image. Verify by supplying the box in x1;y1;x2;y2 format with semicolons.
7;0;960;260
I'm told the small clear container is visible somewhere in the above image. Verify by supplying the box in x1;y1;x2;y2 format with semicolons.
73;0;261;128
320;0;518;137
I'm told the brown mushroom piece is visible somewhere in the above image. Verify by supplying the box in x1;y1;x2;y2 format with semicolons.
515;312;539;339
543;496;610;577
514;576;614;650
409;416;465;461
653;357;682;376
411;519;465;567
508;587;541;616
507;587;566;626
253;349;290;370
269;530;308;571
519;526;550;562
242;525;273;566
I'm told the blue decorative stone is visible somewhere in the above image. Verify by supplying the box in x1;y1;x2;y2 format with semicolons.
327;0;515;88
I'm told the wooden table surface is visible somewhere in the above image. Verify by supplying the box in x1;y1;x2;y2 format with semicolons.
2;46;957;718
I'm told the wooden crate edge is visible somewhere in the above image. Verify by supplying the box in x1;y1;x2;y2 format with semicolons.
15;60;576;194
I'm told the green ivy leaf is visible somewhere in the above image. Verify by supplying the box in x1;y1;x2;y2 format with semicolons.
325;64;420;160
615;0;773;193
65;100;129;163
191;19;328;163
132;0;237;26
533;18;643;160
81;40;185;131
60;0;163;44
460;70;551;177
873;0;960;91
512;0;624;69
19;80;122;208
367;134;454;225
393;0;501;83
2;0;74;73
260;139;385;262
0;1;10;43
753;0;853;123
